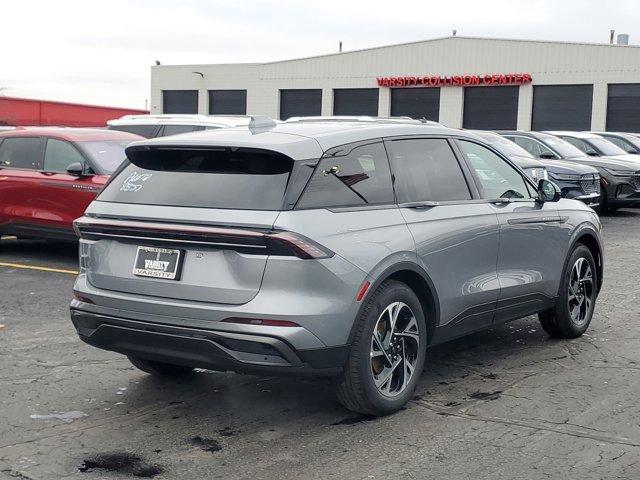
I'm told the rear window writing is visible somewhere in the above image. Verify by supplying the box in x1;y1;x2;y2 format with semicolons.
98;147;294;210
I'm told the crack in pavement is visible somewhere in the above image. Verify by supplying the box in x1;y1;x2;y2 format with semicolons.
415;399;640;448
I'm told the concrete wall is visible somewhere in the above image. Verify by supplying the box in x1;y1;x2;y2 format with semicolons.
151;36;640;130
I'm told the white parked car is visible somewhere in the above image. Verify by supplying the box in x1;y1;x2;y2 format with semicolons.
107;114;252;138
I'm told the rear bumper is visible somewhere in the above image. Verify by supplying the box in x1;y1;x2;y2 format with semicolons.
70;307;349;376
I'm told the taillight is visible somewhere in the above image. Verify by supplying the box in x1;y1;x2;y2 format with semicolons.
222;317;300;327
265;231;334;259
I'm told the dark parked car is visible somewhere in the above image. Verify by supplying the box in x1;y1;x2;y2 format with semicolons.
471;131;600;208
71;119;603;415
498;131;640;212
591;132;640;155
0;128;142;241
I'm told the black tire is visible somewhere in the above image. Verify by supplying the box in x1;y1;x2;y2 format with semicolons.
128;356;195;378
336;280;427;416
539;244;598;339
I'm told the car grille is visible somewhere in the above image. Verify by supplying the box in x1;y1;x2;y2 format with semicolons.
580;174;600;195
632;173;640;190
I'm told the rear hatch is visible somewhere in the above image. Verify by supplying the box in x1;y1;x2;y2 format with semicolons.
76;145;313;305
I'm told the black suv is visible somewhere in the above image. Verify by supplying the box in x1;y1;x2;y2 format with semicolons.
498;131;640;213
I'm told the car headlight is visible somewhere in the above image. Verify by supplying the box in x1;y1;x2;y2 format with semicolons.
603;167;634;177
549;172;581;181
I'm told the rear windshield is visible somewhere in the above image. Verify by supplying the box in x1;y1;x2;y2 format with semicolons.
98;147;294;210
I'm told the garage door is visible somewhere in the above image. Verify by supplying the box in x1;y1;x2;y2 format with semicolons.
208;90;247;115
333;89;379;116
390;88;440;121
532;85;593;131
163;90;198;114
280;89;322;120
463;86;519;130
607;84;640;132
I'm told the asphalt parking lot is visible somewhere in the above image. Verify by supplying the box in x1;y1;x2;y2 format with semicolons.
1;211;640;480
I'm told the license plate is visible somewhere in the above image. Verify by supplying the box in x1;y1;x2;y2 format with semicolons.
133;246;184;280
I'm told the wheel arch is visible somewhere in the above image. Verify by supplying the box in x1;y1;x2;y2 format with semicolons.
348;261;440;346
569;224;603;294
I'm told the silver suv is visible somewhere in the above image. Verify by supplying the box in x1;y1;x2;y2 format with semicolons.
70;119;604;415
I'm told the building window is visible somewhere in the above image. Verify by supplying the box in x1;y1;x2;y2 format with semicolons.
463;86;519;130
208;90;247;115
607;84;640;133
390;88;440;121
333;88;379;116
532;85;593;131
162;90;198;114
279;89;322;120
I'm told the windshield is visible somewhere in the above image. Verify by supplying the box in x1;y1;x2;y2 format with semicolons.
78;140;131;174
538;134;585;159
475;133;534;158
588;137;628;156
98;147;295;210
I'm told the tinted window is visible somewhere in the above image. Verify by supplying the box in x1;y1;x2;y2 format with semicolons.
108;125;158;138
297;142;393;209
78;140;131;174
587;137;627;156
511;136;556;158
562;136;596;154
460;140;533;200
602;135;635;152
161;125;198;137
98;147;294;210
538;134;585;159
0;137;42;169
208;90;247;115
475;132;534;158
44;139;86;173
163;90;198;114
386;138;470;202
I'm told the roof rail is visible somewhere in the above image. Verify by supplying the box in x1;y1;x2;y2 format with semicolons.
284;115;431;125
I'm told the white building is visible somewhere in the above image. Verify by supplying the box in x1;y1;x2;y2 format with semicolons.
150;35;640;132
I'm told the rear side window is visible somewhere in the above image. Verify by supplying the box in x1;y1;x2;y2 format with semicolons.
98;147;294;210
108;125;158;138
386;138;471;203
160;125;199;137
297;142;393;209
512;136;555;158
0;137;43;169
44;139;86;173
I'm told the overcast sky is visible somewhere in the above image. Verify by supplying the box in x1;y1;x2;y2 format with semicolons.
2;0;638;109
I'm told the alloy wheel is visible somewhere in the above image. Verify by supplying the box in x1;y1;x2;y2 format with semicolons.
370;302;420;397
568;257;594;326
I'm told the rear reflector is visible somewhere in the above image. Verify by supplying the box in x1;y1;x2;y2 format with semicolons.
356;281;371;302
222;317;300;328
72;292;94;304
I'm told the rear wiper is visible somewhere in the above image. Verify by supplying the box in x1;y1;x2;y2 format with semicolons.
399;201;439;209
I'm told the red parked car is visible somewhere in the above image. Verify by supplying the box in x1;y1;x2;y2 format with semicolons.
0;128;142;241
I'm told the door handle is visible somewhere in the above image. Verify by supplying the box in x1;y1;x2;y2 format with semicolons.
399;201;439;209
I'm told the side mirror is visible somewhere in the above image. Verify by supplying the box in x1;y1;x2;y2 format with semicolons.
539;152;557;159
66;162;86;176
585;150;599;157
537;179;561;203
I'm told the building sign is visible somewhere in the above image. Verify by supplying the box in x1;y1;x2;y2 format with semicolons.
376;73;532;88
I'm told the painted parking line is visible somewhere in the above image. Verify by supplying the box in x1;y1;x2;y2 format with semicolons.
0;262;78;275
